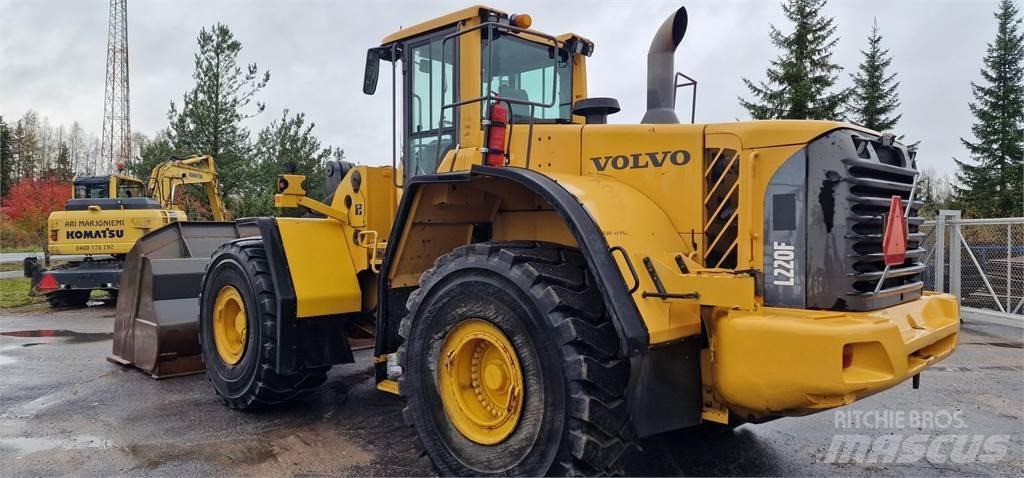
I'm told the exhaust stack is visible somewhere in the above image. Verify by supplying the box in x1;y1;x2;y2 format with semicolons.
642;6;688;124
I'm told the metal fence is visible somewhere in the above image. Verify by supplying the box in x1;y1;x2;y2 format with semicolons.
921;210;1024;326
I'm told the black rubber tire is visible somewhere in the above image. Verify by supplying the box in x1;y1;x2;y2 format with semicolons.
199;238;328;409
46;290;91;308
398;241;634;476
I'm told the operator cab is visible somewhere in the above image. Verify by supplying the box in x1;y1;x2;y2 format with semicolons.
364;6;594;182
66;174;159;211
72;174;144;199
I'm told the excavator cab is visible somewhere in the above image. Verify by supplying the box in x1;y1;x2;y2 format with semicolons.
66;174;155;209
71;174;144;199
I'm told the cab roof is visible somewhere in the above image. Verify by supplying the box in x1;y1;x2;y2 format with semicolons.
72;174;143;186
379;5;592;47
381;5;506;44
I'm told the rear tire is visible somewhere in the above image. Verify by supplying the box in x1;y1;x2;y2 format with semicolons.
199;238;327;409
46;290;91;308
399;241;634;476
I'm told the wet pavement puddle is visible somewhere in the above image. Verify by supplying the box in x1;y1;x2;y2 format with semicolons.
0;329;113;344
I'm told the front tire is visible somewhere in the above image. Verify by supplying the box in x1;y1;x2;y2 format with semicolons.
199;238;327;409
399;242;634;476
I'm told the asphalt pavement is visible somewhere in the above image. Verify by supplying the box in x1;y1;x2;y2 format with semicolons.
0;252;42;263
0;302;1021;477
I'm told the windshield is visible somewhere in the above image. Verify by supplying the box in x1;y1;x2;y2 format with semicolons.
74;181;109;199
117;180;144;198
483;34;572;122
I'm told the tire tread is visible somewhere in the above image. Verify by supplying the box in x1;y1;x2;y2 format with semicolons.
398;241;635;476
202;239;327;410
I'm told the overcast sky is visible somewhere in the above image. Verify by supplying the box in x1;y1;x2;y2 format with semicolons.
0;0;1006;177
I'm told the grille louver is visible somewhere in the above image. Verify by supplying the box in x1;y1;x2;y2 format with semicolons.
842;140;925;299
704;148;739;269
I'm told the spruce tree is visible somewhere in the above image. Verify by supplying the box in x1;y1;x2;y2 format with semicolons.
847;19;901;131
954;0;1024;217
12;119;38;180
0;116;13;196
55;142;73;181
130;130;177;180
168;23;269;206
740;0;848;120
235;110;337;217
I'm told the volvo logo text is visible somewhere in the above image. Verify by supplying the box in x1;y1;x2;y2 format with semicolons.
590;150;691;172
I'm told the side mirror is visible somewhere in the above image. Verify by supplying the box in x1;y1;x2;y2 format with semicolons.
363;48;381;95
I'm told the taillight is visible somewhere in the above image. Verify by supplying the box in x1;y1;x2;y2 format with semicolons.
37;273;59;292
485;102;509;167
50;229;58;242
842;344;854;369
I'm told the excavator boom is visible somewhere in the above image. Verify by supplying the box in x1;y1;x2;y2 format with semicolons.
147;155;228;221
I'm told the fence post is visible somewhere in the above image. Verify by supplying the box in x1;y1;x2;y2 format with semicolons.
935;213;946;293
941;210;963;301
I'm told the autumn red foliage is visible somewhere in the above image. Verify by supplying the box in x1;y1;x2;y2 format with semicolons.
1;177;71;248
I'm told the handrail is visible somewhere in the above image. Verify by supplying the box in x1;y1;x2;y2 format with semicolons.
674;72;697;124
923;217;1024;226
390;43;401;189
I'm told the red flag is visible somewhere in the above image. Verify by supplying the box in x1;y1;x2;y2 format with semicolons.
882;196;908;266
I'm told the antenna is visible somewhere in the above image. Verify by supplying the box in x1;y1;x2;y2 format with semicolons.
101;0;130;171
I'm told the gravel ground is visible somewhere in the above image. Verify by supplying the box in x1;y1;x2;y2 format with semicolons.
0;302;1021;477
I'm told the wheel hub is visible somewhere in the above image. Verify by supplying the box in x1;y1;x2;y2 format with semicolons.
439;319;524;445
212;285;247;365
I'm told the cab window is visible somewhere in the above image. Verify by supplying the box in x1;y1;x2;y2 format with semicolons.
74;182;109;199
117;180;144;198
406;34;455;179
483;34;571;122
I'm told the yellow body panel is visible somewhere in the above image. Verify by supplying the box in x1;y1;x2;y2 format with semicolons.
273;166;398;317
276;218;362;318
579;124;705;245
548;172;704;343
711;293;959;418
47;208;185;256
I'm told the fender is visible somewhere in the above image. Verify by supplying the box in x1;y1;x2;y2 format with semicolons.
376;165;651;358
234;218;355;374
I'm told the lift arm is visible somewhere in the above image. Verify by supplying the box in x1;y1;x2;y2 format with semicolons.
147;155;228;221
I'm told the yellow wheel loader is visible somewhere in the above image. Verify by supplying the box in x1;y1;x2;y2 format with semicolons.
25;154;227;308
131;5;957;475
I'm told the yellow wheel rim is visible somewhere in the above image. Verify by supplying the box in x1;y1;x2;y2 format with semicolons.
438;319;525;445
212;285;247;365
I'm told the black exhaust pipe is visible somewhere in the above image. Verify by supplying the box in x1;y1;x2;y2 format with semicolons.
641;6;688;124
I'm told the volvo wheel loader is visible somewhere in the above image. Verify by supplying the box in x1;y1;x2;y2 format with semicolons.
129;5;958;475
25;154;227;308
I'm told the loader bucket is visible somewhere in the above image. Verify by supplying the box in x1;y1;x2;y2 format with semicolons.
108;221;258;379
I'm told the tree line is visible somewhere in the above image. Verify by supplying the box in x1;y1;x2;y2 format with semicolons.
2;1;1022;219
743;0;1023;218
1;22;342;220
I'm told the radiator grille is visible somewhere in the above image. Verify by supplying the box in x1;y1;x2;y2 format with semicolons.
843;135;925;298
704;148;739;268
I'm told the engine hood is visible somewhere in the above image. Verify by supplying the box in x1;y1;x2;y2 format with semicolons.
705;120;874;149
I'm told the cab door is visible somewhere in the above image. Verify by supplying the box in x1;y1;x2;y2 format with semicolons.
402;29;458;180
